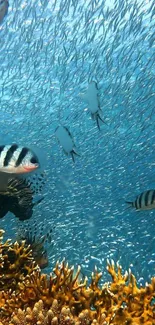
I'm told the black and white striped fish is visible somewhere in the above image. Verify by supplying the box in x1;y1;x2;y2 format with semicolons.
0;144;40;191
0;0;8;24
0;144;39;174
126;190;155;211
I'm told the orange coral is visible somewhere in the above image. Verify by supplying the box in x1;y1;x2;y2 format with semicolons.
0;230;37;292
0;230;155;325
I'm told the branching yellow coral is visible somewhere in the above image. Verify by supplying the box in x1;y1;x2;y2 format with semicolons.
0;230;155;325
0;230;38;293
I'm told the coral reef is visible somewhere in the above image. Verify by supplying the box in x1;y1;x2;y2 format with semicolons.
0;229;37;292
0;230;155;325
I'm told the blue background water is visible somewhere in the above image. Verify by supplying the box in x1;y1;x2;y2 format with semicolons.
0;0;155;285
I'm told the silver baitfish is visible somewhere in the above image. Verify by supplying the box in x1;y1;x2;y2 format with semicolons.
126;190;155;211
55;125;79;162
80;81;106;130
0;0;9;24
0;144;40;191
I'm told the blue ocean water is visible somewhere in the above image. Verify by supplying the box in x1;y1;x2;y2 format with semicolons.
0;0;155;285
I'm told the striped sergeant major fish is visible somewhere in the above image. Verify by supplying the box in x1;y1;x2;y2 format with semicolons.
55;125;80;163
80;81;106;130
0;0;9;23
0;144;40;191
0;174;45;220
126;190;155;211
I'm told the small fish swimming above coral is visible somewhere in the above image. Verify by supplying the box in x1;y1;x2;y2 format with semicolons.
126;189;155;210
0;0;8;24
55;125;79;162
16;221;54;269
0;175;45;220
80;81;106;130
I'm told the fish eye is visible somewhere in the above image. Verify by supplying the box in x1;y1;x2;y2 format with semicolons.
30;156;38;164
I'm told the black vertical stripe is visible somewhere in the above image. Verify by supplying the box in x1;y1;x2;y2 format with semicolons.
15;147;29;167
144;190;151;206
151;190;155;205
135;197;139;209
4;144;18;167
138;193;143;209
0;145;5;157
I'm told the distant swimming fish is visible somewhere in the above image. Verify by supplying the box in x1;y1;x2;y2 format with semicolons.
55;126;79;162
0;144;40;191
0;0;9;24
16;221;54;269
0;175;44;220
126;190;155;211
80;81;106;130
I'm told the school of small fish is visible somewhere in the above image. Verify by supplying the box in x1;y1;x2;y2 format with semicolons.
0;0;154;278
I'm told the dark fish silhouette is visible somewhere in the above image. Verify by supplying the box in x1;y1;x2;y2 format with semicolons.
0;175;45;220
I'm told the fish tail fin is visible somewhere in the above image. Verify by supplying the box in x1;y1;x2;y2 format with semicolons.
96;116;101;130
125;201;133;205
95;112;107;130
98;114;107;124
73;149;80;157
125;201;133;210
71;151;75;163
98;112;108;126
71;149;80;163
